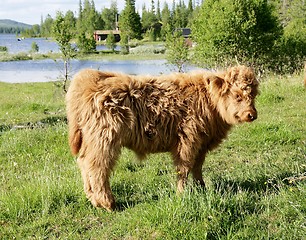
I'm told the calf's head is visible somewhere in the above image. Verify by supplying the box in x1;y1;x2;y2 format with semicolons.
209;66;259;125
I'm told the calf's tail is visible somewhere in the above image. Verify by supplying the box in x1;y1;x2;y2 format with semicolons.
68;116;82;156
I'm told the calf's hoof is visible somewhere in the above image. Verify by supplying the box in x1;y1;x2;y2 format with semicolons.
90;193;116;212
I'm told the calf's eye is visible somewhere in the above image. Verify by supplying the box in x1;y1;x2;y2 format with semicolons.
235;94;242;102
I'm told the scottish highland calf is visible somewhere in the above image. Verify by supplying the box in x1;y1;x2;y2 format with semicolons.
66;65;259;211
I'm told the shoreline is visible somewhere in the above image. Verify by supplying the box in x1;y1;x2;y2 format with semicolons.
0;50;166;62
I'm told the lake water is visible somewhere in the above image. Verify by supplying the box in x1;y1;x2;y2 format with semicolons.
0;34;114;53
0;34;188;83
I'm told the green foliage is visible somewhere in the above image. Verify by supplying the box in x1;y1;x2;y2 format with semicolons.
75;0;100;54
52;11;76;92
172;0;189;28
142;3;160;41
160;2;172;40
101;1;118;30
192;0;282;69
120;33;129;54
52;12;75;59
1;52;32;61
30;42;39;53
119;0;142;40
0;46;8;52
21;24;41;38
271;0;306;73
0;75;305;239
63;10;76;31
77;31;97;53
129;45;165;55
106;33;116;52
0;19;32;34
165;26;189;72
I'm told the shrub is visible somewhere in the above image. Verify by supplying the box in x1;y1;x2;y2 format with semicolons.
129;45;165;55
120;34;129;54
106;33;116;52
0;46;8;52
31;42;39;53
192;0;282;70
165;29;189;72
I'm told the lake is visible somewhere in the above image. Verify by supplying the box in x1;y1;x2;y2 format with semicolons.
0;34;115;53
0;58;174;83
0;34;191;83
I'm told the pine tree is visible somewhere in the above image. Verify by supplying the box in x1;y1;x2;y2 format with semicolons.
40;15;54;37
119;0;142;40
102;0;118;30
160;2;172;40
106;33;116;52
156;0;161;21
76;0;97;53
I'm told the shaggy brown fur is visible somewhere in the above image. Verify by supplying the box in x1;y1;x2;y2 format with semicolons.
66;65;259;211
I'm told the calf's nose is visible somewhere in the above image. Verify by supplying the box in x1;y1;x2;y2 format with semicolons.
247;110;257;121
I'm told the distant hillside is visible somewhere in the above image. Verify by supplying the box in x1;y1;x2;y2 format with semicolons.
0;19;32;34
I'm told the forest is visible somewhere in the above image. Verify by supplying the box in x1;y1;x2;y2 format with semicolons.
18;0;306;73
0;19;32;34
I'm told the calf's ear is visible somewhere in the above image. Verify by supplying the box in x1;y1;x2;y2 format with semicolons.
208;76;229;95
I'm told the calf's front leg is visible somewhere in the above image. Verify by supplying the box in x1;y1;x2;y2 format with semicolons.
191;154;206;188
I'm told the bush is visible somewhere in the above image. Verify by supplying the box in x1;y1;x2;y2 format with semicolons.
269;36;306;74
106;33;116;52
166;29;189;72
129;45;165;55
120;34;129;54
192;0;282;70
0;46;8;52
31;42;39;53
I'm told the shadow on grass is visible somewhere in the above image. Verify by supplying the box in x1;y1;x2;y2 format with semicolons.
113;185;161;212
212;170;305;195
111;169;306;212
0;115;67;134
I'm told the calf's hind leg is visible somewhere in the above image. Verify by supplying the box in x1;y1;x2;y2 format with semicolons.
82;139;120;211
77;154;93;200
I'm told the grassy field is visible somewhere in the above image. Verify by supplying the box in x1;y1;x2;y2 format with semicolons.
0;73;305;239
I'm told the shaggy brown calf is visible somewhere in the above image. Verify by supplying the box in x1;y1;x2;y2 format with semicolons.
66;65;259;211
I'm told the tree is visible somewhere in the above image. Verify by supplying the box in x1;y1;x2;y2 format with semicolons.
40;14;54;37
274;0;306;72
119;0;142;40
142;2;160;41
31;42;39;53
52;11;76;92
101;1;118;30
172;0;188;28
76;0;98;53
160;2;172;40
192;0;282;69
156;0;161;21
31;24;40;36
165;27;189;72
106;33;116;52
64;10;76;30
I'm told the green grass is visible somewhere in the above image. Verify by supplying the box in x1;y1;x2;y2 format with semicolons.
0;74;305;239
0;44;166;62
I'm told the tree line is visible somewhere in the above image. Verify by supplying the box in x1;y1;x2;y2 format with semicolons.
0;27;25;34
21;0;305;74
22;0;197;41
